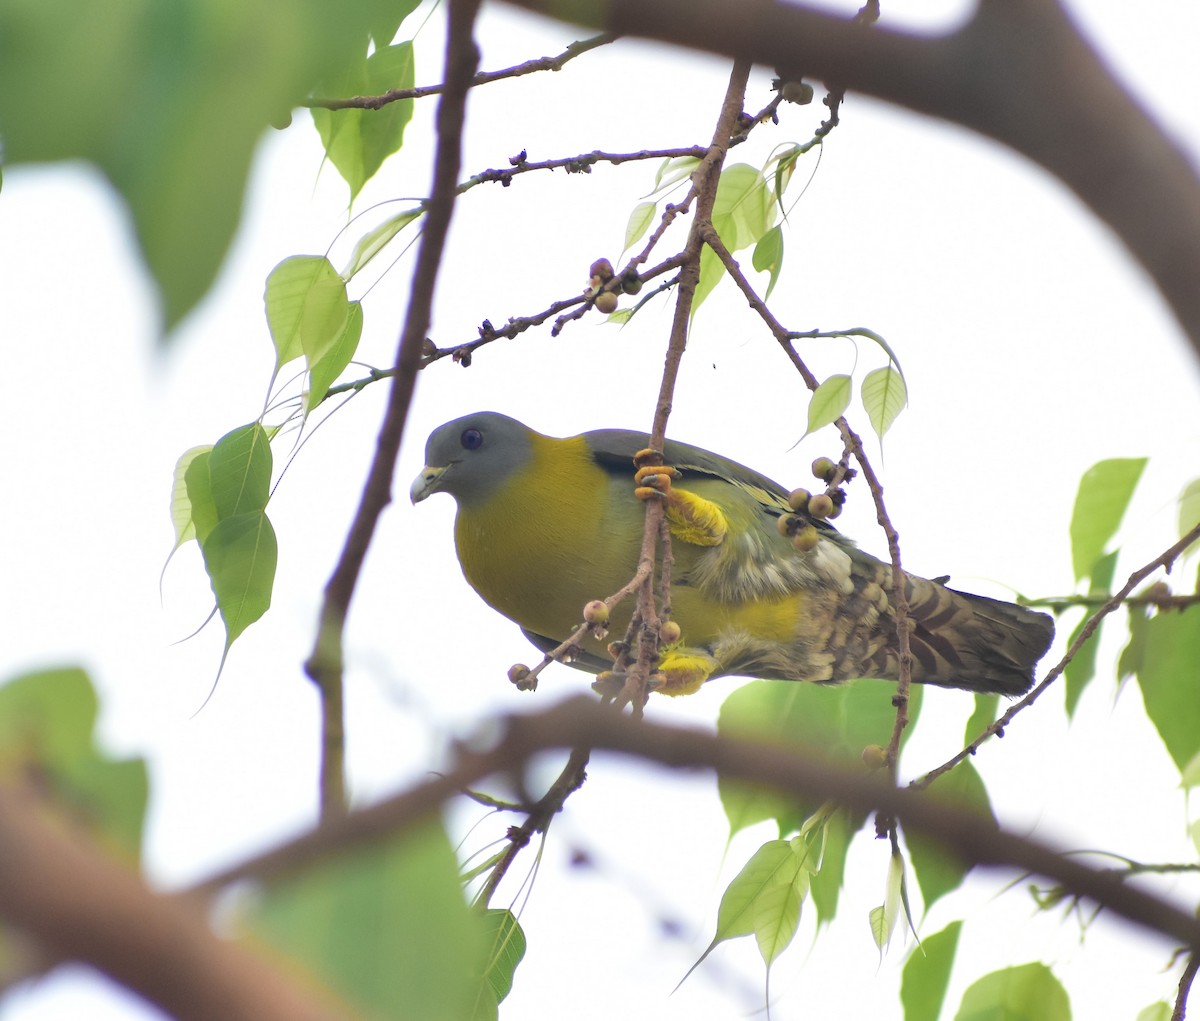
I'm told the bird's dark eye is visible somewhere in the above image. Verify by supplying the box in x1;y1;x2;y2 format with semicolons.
460;427;484;451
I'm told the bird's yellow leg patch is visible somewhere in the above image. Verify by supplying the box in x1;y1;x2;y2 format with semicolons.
654;646;719;696
633;465;727;547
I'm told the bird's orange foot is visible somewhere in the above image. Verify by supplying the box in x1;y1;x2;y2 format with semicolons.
652;648;718;696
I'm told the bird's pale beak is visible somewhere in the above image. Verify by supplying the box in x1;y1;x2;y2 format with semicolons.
410;464;449;504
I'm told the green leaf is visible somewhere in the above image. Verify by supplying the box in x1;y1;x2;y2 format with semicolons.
209;424;273;520
902;920;962;1021
684;837;810;984
312;41;416;201
369;0;421;46
305;301;364;415
692;243;726;315
623;200;657;253
862;365;908;439
1180;478;1200;553
1135;605;1200;773
964;693;999;744
711;164;775;252
183;450;219;546
265;255;350;375
650;154;701;194
1069;458;1147;582
805;374;853;437
200;511;278;649
477;909;525;1010
251;819;486;1021
907;760;994;911
954;962;1071;1021
0;0;406;328
1135;1003;1172;1021
1179;748;1200;789
1118;602;1150;684
808;808;855;925
169;445;214;551
870;848;905;951
0;668;148;864
343;206;423;280
718;679;922;836
1062;550;1117;714
752;224;784;299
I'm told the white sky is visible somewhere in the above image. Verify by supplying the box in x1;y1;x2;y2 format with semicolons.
1;1;1199;1018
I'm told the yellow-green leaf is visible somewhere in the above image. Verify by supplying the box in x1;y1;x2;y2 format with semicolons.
805;374;852;436
623;200;657;253
265;255;350;374
861;365;907;439
1069;457;1147;582
311;42;416;201
305;301;364;415
752;224;784;299
954;962;1070;1021
343;206;423;280
209;423;273;520
169;445;214;551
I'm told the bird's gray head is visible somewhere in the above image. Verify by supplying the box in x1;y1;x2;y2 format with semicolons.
409;412;537;507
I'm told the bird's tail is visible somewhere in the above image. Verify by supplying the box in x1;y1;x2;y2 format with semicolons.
900;579;1055;696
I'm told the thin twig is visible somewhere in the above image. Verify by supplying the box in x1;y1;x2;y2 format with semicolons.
303;0;481;821
309;32;618;109
914;520;1200;790
699;227;913;792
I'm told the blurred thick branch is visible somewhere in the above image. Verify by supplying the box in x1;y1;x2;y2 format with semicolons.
501;0;1200;360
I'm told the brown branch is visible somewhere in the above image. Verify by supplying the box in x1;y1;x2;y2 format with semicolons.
500;0;1200;360
915;519;1200;790
1175;953;1198;1021
465;145;707;188
303;0;482;821
190;696;1200;952
0;788;346;1021
309;32;618;109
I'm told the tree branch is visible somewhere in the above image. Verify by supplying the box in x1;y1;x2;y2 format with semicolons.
304;0;481;821
500;0;1200;359
0;788;346;1021
192;696;1200;952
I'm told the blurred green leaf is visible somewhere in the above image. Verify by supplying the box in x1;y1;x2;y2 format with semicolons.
1063;550;1117;714
907;760;993;911
964;693;999;744
1180;478;1200;557
1135;1003;1172;1021
0;668;147;864
1069;458;1146;582
902;920;961;1021
805;374;852;437
0;0;403;327
1135;606;1200;774
862;365;908;440
954;962;1070;1021
252;819;486;1021
312;42;416;201
369;0;421;46
718;679;921;836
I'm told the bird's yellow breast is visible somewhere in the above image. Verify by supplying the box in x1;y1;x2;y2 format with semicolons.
454;433;642;646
